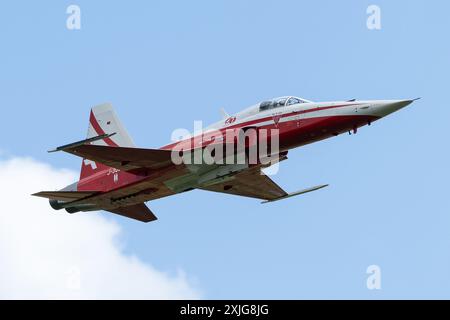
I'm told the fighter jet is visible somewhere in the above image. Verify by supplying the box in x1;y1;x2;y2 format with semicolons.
33;96;417;222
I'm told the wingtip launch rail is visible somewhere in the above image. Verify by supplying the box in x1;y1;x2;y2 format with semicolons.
261;184;329;204
48;133;117;153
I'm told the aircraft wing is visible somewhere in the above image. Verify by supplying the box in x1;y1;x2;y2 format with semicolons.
58;144;174;172
199;166;288;200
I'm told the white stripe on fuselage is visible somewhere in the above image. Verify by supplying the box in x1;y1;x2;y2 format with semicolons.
206;102;371;132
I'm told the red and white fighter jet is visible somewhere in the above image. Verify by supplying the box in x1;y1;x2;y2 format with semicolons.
33;96;417;222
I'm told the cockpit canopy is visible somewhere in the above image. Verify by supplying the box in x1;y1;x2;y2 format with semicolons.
259;96;311;112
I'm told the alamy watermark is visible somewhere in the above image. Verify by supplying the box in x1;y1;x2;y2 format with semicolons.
169;121;281;174
66;5;81;30
367;5;381;30
366;264;382;290
66;266;81;291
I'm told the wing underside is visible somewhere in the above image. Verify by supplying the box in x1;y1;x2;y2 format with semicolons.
56;141;289;202
199;166;288;200
39;135;327;223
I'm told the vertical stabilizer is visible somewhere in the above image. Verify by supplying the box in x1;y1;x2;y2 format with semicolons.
80;103;135;180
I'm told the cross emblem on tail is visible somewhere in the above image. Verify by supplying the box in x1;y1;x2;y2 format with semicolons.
83;159;97;170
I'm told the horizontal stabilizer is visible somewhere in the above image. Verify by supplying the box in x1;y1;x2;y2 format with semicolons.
32;190;98;202
107;203;157;223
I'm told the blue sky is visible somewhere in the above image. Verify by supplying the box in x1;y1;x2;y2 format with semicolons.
1;0;449;298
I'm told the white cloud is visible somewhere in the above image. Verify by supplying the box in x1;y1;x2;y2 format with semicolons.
0;157;201;299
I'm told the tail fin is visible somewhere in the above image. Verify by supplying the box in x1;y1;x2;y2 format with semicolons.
80;103;135;180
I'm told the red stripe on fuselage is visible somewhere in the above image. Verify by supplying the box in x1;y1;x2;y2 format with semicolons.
161;103;362;150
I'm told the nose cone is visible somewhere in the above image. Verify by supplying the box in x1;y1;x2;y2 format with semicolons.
373;99;417;117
